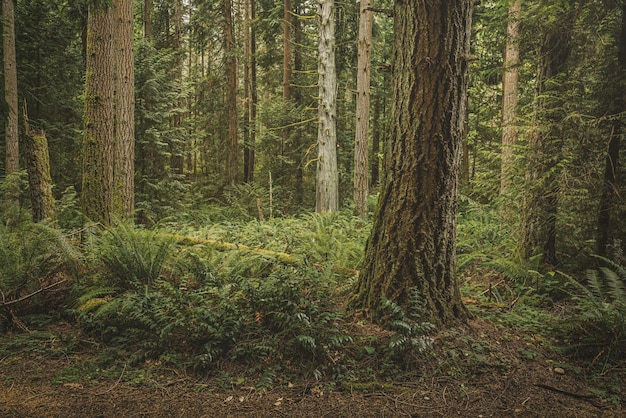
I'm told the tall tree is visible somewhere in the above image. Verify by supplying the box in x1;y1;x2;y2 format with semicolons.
597;2;626;256
353;0;373;219
316;0;339;212
144;0;151;39
81;1;114;226
499;0;521;200
224;0;238;184
3;0;19;180
243;0;257;183
113;0;135;220
520;8;574;265
351;0;472;326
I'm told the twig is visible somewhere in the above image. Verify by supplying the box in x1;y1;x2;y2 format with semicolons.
95;363;127;396
534;383;605;408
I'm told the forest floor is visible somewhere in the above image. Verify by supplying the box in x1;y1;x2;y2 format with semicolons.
0;316;624;418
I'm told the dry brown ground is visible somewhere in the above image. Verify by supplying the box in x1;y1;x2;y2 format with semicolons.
1;318;623;418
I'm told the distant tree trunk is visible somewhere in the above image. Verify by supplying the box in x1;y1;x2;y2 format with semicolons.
113;0;135;220
169;0;184;175
3;0;19;200
370;95;381;188
23;105;55;223
243;0;256;183
597;2;626;256
316;0;338;213
144;0;151;39
351;0;472;326
353;0;373;219
82;1;115;226
224;0;239;184
293;2;305;204
281;0;293;164
520;17;573;265
500;0;521;201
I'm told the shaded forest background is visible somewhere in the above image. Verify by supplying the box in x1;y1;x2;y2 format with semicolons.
0;0;625;412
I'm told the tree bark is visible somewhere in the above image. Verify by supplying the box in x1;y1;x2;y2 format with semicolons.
82;1;115;226
224;0;239;185
243;0;256;183
3;0;18;179
113;0;135;220
500;1;521;202
144;0;151;39
351;0;472;327
316;0;339;213
353;0;373;219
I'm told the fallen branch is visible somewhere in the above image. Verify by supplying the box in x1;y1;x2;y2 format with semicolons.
0;278;68;308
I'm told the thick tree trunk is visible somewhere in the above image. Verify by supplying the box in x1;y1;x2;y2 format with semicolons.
3;0;18;178
82;2;115;226
597;2;626;256
353;0;373;219
113;0;135;220
224;0;239;185
370;95;381;188
500;1;521;200
351;1;472;327
316;0;339;213
23;108;55;223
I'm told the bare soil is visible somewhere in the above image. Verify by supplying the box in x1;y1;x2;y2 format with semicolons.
1;318;623;418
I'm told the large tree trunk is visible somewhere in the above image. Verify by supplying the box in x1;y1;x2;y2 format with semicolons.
82;2;115;226
351;0;472;327
3;0;19;202
113;0;135;220
224;0;239;185
353;0;373;219
500;1;521;201
316;0;338;213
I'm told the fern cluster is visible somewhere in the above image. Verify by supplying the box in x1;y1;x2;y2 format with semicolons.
560;255;626;362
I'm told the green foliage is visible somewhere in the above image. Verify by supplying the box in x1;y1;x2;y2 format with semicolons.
380;288;435;367
95;223;175;290
559;255;626;363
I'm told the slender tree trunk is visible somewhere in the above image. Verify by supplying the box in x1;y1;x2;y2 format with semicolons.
281;0;293;167
224;0;239;185
597;2;626;256
82;2;115;226
170;0;185;175
353;0;373;219
316;0;338;213
144;0;151;39
500;0;521;201
3;0;19;197
113;0;135;220
23;105;55;223
351;0;472;326
243;0;255;183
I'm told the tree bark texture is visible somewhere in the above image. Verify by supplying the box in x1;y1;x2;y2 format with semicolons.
500;1;520;200
597;2;626;256
3;0;18;175
224;0;239;185
316;0;339;213
24;127;56;223
144;0;151;38
82;2;114;226
353;0;373;219
351;0;472;327
520;16;573;265
113;0;135;220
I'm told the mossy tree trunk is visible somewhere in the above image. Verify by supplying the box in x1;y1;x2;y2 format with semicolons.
351;0;472;327
82;1;114;226
3;0;19;203
24;126;56;223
